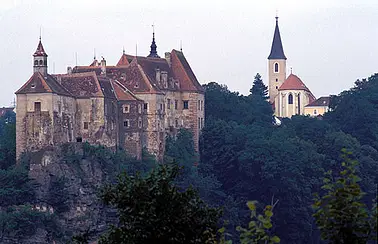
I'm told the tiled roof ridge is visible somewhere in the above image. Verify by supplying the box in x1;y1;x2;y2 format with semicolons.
53;71;98;78
15;72;51;94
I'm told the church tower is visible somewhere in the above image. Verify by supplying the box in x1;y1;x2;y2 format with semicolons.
33;37;48;76
268;16;286;104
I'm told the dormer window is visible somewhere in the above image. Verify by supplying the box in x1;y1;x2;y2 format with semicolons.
31;83;36;88
274;63;279;73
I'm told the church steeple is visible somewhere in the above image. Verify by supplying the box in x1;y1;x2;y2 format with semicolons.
147;25;160;58
33;37;48;75
268;16;286;60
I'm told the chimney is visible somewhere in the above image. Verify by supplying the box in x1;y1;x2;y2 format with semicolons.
161;71;168;88
101;57;106;75
67;66;72;74
165;52;171;67
155;67;161;83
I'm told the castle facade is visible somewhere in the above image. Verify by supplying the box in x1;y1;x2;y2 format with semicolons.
15;33;204;159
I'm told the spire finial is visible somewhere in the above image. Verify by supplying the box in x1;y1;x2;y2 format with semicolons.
94;48;96;60
39;26;42;41
290;67;293;74
123;46;125;54
148;23;160;58
275;10;279;23
180;40;183;52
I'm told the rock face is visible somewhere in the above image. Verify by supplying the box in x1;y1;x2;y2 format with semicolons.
24;143;117;243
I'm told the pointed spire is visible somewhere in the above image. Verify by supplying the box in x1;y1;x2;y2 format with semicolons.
268;16;286;60
147;24;160;58
123;46;125;55
33;37;48;57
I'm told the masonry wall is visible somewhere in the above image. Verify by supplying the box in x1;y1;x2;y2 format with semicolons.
118;100;144;159
135;93;165;160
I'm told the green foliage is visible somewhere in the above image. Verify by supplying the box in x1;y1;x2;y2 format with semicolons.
313;150;377;243
236;201;280;244
249;73;269;100
0;164;35;207
0;110;16;170
99;163;221;244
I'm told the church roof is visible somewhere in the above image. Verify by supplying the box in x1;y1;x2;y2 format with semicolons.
268;17;286;60
279;74;310;91
305;96;330;107
33;39;48;57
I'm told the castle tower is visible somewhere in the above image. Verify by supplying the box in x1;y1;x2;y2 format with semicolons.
147;25;160;58
33;37;48;76
268;16;286;104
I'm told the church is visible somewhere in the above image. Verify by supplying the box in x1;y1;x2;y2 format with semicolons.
267;17;324;118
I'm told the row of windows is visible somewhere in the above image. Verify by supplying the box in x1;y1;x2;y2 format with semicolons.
122;104;142;114
34;60;47;66
123;118;142;128
197;100;204;111
164;99;190;111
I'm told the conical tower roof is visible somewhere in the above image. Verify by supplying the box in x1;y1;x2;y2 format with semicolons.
33;38;48;57
268;17;286;60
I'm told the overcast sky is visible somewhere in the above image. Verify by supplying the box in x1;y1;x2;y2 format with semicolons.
0;0;377;107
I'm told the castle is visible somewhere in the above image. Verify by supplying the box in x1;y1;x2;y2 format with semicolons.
15;32;205;159
267;17;329;117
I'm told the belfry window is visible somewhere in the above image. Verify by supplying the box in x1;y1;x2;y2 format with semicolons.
34;60;38;65
288;94;293;104
39;60;43;65
274;63;279;73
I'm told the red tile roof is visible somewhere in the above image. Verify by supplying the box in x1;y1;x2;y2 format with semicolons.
16;72;71;96
54;72;103;98
33;40;48;57
279;74;310;91
116;54;130;66
111;80;141;101
171;50;204;92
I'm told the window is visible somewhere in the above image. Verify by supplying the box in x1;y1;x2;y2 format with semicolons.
288;94;293;104
34;60;38;65
138;104;142;114
76;137;82;142
134;82;139;88
144;103;148;111
123;120;129;127
84;122;89;130
160;104;163;111
198;118;201;130
274;63;279;73
175;100;178;109
201;118;204;129
276;78;278;82
39;60;43;65
138;117;142;128
314;109;317;115
34;102;41;112
183;100;189;109
167;99;171;109
175;119;179;128
123;104;130;113
198;100;201;110
276;86;278;89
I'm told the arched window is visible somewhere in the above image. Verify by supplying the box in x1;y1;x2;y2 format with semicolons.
288;94;293;104
34;60;38;65
274;63;279;73
39;60;43;65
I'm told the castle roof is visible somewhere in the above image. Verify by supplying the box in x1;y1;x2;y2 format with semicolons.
54;72;104;98
268;17;286;60
33;39;48;57
16;72;71;96
72;50;204;94
305;96;330;107
116;53;130;66
111;80;142;101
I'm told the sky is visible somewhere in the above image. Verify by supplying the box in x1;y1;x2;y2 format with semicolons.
0;0;377;107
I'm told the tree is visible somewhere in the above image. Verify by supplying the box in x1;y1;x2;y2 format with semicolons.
237;200;280;244
313;150;377;243
250;73;269;100
99;163;221;244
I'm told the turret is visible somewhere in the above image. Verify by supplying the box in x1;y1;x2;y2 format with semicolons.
33;37;48;76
